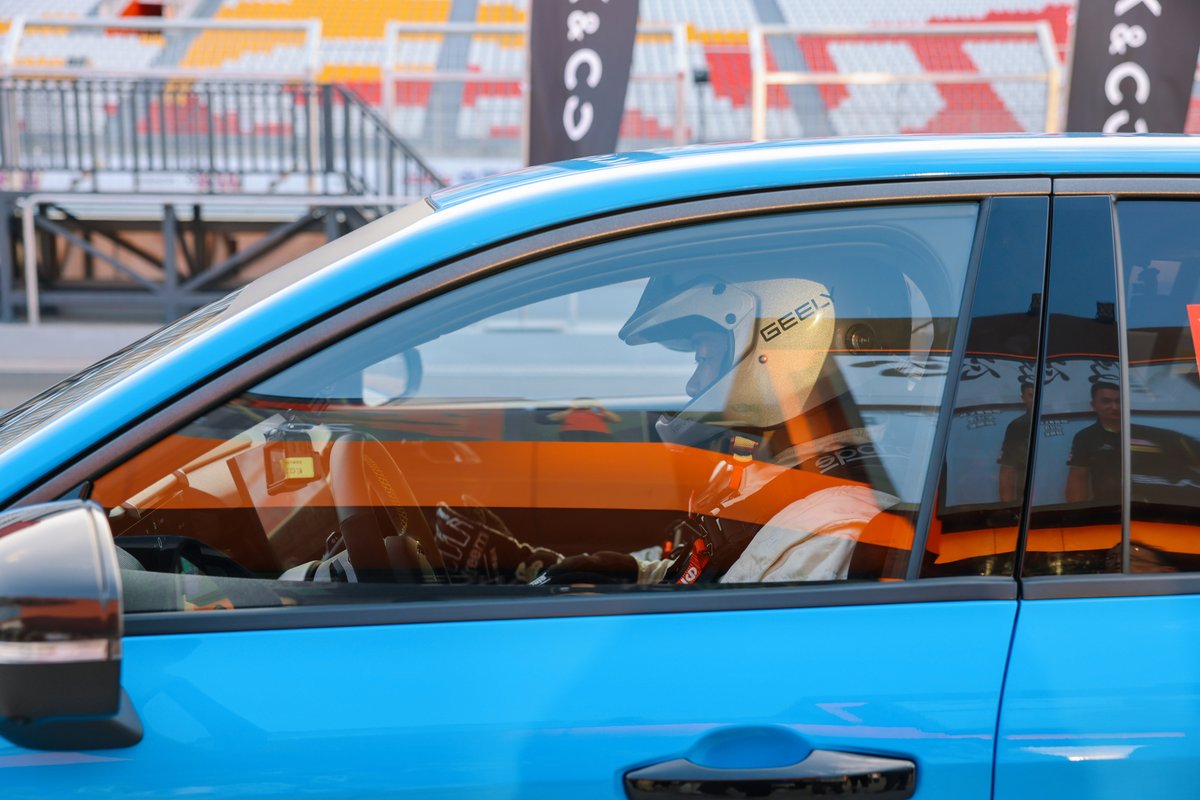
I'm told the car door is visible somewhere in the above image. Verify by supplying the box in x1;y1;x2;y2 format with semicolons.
1;181;1048;799
996;183;1200;799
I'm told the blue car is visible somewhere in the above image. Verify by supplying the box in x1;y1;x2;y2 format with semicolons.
3;136;1200;799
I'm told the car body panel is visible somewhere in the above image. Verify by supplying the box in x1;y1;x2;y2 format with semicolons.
427;137;1200;211
995;594;1200;800
0;600;1016;799
5;136;1200;798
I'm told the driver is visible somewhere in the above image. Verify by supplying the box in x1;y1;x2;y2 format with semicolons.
434;269;904;586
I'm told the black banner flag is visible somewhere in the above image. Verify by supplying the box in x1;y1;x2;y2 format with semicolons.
1066;0;1200;132
527;0;640;165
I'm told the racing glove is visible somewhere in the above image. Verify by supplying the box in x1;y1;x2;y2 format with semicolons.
434;496;563;584
528;551;640;585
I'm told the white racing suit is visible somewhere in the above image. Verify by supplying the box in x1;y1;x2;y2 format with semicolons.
718;485;897;582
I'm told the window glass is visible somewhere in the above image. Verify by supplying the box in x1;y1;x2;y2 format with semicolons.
0;199;434;457
1118;201;1200;573
923;197;1048;578
1024;196;1122;576
0;293;239;455
91;203;979;611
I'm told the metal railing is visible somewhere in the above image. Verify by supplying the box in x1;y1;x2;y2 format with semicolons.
1;17;322;82
12;193;417;325
381;21;691;166
0;77;443;198
321;83;441;198
749;23;1064;139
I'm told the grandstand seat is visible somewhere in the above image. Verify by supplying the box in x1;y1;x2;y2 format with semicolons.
14;29;164;72
0;0;98;18
0;0;1086;167
640;0;758;43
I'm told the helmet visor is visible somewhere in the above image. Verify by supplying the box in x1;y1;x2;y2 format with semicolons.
619;277;757;357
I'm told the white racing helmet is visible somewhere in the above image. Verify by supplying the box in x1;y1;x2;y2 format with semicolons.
619;274;836;444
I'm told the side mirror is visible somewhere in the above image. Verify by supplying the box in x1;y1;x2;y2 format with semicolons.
362;348;423;405
0;501;142;750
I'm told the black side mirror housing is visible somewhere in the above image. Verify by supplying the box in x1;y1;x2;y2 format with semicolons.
0;501;142;750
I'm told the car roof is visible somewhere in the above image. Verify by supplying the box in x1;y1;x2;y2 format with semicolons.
3;134;1199;504
429;134;1200;210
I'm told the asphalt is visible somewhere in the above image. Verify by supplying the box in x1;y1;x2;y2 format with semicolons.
0;322;157;411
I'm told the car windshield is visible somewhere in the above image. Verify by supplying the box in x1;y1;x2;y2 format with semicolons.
0;199;436;457
0;295;243;455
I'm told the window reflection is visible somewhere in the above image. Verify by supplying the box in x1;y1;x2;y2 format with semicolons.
1065;381;1122;503
1120;201;1200;573
924;197;1047;579
1024;196;1121;576
998;380;1036;503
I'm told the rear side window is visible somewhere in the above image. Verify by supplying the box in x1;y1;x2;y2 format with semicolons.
1118;201;1200;573
923;197;1049;578
89;203;980;612
1024;196;1123;576
1025;197;1200;577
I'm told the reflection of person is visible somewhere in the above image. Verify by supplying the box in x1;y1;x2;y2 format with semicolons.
1066;381;1121;503
435;269;908;586
1064;379;1200;508
547;399;621;442
998;381;1035;503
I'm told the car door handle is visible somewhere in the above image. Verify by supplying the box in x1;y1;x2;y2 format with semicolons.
624;749;915;798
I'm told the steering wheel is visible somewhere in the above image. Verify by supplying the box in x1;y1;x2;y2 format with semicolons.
327;432;447;583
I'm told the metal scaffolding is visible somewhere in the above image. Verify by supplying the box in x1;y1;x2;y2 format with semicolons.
0;77;444;323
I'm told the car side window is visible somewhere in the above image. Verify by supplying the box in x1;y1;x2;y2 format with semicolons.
1118;201;1200;573
922;197;1049;578
91;203;980;612
1024;196;1123;576
1025;197;1200;577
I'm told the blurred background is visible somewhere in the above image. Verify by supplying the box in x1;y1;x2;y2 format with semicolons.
0;0;1190;407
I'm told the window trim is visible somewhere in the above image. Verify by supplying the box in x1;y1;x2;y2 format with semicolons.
1024;573;1200;600
18;178;1047;632
923;195;1053;581
906;197;991;579
1014;198;1056;580
1021;194;1123;589
1054;177;1200;197
123;577;1018;636
1110;197;1133;574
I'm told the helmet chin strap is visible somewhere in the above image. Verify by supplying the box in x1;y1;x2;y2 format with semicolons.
654;411;767;453
654;413;727;449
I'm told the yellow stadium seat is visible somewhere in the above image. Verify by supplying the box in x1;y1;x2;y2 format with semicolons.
215;0;449;38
